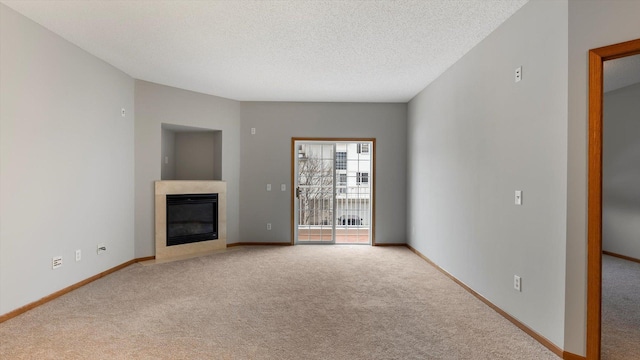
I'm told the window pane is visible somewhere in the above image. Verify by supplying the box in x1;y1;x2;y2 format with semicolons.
336;152;347;169
356;172;369;184
357;143;370;154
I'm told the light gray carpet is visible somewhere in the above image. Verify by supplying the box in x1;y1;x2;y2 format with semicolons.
0;246;559;359
602;254;640;360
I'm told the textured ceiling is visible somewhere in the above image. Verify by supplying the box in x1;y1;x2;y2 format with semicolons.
1;0;529;102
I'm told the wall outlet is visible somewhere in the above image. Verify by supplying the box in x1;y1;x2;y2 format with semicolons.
266;223;272;230
514;275;522;292
515;66;522;82
281;184;286;191
75;249;81;262
97;243;106;255
251;127;256;135
515;190;522;205
52;256;62;269
121;108;126;117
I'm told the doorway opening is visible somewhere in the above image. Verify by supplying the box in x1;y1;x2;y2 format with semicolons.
291;138;375;245
587;38;640;360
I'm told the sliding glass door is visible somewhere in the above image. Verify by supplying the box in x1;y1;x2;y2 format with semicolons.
294;140;373;244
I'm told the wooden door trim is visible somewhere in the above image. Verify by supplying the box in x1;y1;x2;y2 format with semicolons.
290;138;376;245
587;38;640;360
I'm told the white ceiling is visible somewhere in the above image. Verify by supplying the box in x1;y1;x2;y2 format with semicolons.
2;0;530;103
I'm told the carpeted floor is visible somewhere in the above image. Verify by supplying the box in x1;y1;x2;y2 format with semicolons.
602;254;640;360
0;246;559;359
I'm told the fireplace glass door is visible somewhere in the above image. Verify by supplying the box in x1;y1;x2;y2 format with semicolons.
166;193;218;246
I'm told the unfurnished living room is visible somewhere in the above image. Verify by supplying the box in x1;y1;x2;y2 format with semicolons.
1;1;639;359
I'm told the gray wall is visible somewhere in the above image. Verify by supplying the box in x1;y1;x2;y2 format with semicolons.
175;131;220;180
0;5;135;314
566;0;640;355
240;102;407;244
213;131;223;181
161;128;176;180
602;83;640;260
407;0;568;349
135;81;241;257
4;0;639;353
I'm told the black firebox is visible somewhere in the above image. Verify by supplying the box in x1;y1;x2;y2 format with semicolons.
166;193;218;246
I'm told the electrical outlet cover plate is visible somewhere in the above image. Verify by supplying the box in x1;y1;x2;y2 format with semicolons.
514;275;522;292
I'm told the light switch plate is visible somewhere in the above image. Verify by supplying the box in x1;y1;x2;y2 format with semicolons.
515;190;522;205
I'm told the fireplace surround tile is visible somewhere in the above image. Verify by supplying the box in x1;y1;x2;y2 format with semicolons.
155;181;226;260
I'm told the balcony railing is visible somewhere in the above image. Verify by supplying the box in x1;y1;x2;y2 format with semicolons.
335;185;370;199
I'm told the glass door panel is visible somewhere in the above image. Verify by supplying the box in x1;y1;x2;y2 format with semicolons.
296;143;334;243
334;142;371;244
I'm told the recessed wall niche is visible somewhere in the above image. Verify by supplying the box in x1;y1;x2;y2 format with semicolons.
161;123;222;180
